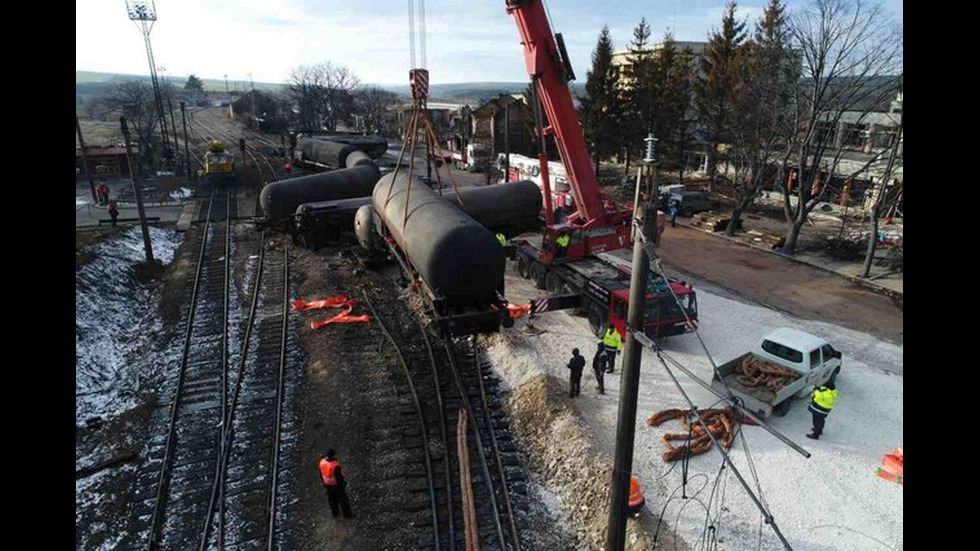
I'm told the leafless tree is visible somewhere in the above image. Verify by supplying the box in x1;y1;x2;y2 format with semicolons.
861;90;902;278
287;62;361;132
778;0;903;254
724;0;797;236
98;81;159;161
354;86;399;135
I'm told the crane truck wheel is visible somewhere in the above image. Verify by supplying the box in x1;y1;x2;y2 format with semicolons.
545;273;564;296
516;254;531;279
531;263;547;290
588;309;605;338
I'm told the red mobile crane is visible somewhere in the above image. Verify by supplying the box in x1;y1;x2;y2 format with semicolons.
504;0;698;339
506;0;634;263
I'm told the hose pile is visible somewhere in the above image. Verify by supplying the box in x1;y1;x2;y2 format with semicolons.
647;408;755;462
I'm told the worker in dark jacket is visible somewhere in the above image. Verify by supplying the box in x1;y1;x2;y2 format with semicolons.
107;200;119;228
319;449;355;519
591;342;607;394
567;348;585;398
807;382;838;440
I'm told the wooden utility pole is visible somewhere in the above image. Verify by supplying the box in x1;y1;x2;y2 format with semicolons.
120;116;155;263
75;113;98;202
180;102;192;180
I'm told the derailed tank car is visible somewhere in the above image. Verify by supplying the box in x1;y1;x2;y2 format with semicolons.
370;173;513;335
259;164;381;226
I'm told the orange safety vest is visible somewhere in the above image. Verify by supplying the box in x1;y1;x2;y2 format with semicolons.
319;459;340;486
628;478;645;508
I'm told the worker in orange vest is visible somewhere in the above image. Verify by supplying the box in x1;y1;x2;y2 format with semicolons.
318;449;354;519
626;477;646;518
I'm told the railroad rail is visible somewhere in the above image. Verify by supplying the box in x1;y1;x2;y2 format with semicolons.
142;188;234;550
358;288;525;550
127;189;297;549
190;109;281;183
196;234;294;550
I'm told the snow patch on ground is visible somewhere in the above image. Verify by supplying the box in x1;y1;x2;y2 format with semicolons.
486;271;903;550
75;226;179;425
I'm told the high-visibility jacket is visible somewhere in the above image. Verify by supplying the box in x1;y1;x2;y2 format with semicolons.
629;478;645;508
603;328;622;351
496;233;507;246
556;234;570;248
319;459;340;486
811;386;838;412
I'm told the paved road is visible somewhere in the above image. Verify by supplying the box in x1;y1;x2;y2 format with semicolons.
658;225;903;345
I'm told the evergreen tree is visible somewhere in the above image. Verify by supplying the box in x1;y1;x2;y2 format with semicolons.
184;74;205;92
695;1;748;191
580;25;622;175
669;46;697;182
622;19;654;161
725;0;794;235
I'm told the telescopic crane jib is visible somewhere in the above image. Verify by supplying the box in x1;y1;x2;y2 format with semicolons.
506;0;635;263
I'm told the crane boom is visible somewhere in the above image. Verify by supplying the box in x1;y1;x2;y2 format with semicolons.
506;0;608;227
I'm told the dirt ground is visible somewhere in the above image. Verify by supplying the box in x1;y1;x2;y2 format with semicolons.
658;224;903;345
288;243;578;550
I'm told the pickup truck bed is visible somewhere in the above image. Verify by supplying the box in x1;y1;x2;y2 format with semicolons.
713;353;807;418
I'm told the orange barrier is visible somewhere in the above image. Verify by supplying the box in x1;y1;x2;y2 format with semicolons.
875;448;903;485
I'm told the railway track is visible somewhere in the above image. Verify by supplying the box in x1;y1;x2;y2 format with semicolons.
134;189;234;550
359;289;527;551
127;189;299;549
191;109;281;183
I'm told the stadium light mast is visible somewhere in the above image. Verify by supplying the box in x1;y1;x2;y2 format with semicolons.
126;0;173;170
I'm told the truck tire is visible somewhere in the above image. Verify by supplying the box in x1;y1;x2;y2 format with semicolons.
588;308;605;337
545;272;564;296
531;263;547;290
774;398;793;417
516;254;531;279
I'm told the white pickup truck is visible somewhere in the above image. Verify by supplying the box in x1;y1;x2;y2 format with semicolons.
712;328;842;418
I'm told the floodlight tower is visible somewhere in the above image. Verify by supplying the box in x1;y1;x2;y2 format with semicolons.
126;0;173;169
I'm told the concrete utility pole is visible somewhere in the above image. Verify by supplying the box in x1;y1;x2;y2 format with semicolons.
180;101;192;181
120;116;155;263
606;134;658;551
76;113;98;202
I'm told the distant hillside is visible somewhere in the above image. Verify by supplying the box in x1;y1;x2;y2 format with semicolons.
76;71;586;107
375;81;586;104
75;71;283;103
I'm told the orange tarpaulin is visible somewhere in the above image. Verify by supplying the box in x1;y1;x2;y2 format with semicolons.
310;303;371;330
294;295;372;329
292;296;352;312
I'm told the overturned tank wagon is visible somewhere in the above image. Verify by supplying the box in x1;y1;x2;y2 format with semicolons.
300;133;388;159
450;179;542;230
345;150;376;169
296;138;358;169
294;197;373;249
355;180;542;253
260;164;381;223
371;172;510;334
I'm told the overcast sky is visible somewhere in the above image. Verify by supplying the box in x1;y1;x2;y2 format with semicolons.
76;0;903;85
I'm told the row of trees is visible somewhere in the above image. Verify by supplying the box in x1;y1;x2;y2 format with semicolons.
580;0;903;261
88;62;403;166
286;62;399;135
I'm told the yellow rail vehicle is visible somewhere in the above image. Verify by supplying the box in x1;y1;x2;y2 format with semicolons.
204;141;236;184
